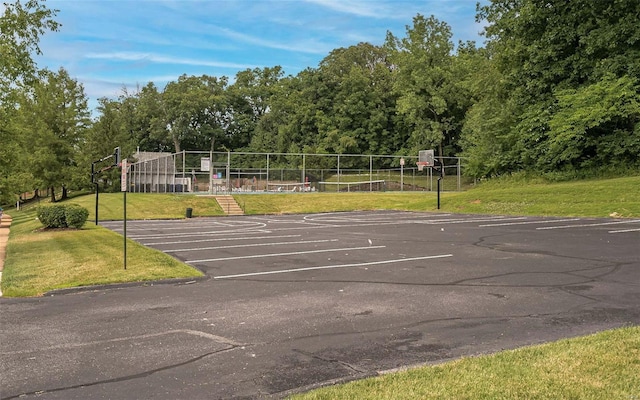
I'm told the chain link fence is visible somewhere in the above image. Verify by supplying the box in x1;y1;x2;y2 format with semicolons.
125;151;469;194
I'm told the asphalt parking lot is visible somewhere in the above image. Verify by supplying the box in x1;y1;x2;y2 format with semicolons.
1;211;639;399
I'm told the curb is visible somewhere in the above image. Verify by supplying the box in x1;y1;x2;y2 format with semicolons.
0;214;13;297
44;274;210;296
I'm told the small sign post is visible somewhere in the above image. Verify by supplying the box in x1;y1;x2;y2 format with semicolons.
121;159;127;270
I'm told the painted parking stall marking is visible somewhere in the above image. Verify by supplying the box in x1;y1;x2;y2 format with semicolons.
163;238;339;253
213;254;453;280
536;219;640;230
186;245;387;264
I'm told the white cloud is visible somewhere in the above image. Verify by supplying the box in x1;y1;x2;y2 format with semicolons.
84;52;252;70
302;0;394;18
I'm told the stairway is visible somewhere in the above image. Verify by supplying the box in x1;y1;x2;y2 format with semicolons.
214;195;244;216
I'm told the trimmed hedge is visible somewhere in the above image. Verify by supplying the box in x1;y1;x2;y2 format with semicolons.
37;204;89;229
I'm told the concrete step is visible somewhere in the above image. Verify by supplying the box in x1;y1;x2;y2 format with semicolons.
213;195;244;215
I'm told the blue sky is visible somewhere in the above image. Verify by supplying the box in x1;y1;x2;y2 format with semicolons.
35;0;488;111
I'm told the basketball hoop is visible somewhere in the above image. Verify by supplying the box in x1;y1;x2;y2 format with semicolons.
416;161;429;171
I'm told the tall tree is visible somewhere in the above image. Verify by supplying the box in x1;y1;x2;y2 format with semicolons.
161;74;229;152
477;0;640;173
228;66;284;151
385;14;460;158
0;0;58;204
316;43;400;160
22;68;91;201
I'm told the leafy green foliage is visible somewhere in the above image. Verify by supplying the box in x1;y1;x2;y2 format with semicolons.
64;204;89;228
36;204;89;229
37;204;67;228
461;0;640;177
3;0;639;196
385;15;464;157
0;0;59;204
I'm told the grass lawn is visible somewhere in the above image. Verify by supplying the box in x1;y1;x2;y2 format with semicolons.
290;326;640;400
237;175;640;217
71;192;225;220
1;208;202;297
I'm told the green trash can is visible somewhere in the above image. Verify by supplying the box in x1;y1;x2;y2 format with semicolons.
186;208;193;218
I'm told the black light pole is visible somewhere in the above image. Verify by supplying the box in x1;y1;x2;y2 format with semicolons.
434;158;443;210
91;147;121;226
91;163;99;225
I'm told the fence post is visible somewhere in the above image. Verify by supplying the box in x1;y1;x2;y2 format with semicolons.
457;158;461;191
209;151;213;194
182;150;186;193
369;155;373;192
226;151;231;193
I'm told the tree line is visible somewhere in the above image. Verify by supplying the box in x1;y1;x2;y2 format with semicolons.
1;0;639;204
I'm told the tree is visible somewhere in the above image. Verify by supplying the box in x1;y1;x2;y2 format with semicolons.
316;43;400;160
0;0;59;94
83;97;134;191
477;0;640;173
228;66;284;151
385;14;460;158
21;68;91;201
0;0;59;204
161;74;229;152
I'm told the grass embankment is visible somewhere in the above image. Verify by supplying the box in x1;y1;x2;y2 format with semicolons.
1;193;215;297
290;326;640;400
238;175;640;217
71;192;225;220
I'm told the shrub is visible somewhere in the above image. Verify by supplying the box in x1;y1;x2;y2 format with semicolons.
64;204;89;228
37;204;89;229
37;205;67;228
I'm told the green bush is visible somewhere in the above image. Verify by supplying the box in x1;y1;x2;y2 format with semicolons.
37;205;67;228
37;204;89;229
64;204;89;228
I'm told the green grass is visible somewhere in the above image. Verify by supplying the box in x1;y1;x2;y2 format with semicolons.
1;207;202;297
441;175;640;217
71;192;225;220
290;326;640;400
237;175;640;218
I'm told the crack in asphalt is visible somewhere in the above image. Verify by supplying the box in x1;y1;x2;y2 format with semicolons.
281;313;567;342
292;348;369;374
2;346;240;400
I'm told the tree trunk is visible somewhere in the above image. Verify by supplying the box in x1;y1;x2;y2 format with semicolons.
61;186;68;200
50;187;56;202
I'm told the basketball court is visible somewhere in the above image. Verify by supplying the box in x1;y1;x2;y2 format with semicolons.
2;211;639;399
101;210;640;285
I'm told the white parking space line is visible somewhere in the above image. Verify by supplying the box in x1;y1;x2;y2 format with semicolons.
536;220;640;230
144;234;301;246
126;221;267;232
164;239;339;253
213;254;453;279
129;229;272;240
415;216;528;225
186;245;386;263
303;212;453;224
478;218;580;227
608;228;640;234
